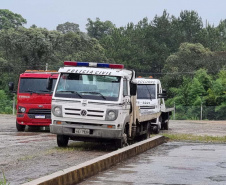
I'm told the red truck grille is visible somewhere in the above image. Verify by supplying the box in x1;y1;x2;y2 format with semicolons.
28;109;51;119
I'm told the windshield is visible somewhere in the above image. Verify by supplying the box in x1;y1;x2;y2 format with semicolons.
137;84;156;99
19;78;56;93
55;73;121;101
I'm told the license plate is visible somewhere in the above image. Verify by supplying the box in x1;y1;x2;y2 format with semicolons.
74;128;90;135
35;115;45;119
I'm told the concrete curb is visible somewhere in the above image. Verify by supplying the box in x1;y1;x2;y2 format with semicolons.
22;135;167;185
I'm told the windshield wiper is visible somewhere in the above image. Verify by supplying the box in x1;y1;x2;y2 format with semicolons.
80;91;106;100
145;85;152;100
38;90;52;93
24;90;38;94
57;90;82;98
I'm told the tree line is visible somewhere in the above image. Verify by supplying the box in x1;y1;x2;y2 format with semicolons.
0;9;226;119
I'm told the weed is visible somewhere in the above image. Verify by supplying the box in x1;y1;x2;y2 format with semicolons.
162;133;226;143
0;171;9;185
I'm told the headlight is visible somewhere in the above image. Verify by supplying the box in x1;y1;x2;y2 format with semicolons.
105;110;118;121
18;106;26;113
52;105;62;117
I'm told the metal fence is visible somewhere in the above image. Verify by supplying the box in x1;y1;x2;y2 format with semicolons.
172;104;226;120
1;98;226;121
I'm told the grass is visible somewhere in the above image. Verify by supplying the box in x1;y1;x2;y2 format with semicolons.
18;155;35;161
45;141;114;155
0;172;9;185
162;133;226;143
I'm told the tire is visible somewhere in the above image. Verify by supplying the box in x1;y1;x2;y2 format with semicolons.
164;120;169;130
143;122;151;139
115;133;128;149
57;135;69;147
16;122;25;132
154;116;161;134
161;119;169;130
154;126;160;134
115;138;123;149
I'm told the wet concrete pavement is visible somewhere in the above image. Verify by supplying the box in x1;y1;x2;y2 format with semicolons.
80;142;226;185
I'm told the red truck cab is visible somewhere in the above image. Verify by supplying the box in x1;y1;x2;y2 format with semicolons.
15;70;58;131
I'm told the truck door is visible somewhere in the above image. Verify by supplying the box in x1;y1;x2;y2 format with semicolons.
157;83;161;112
123;78;130;110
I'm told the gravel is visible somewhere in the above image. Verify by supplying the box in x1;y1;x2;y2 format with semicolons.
0;115;226;185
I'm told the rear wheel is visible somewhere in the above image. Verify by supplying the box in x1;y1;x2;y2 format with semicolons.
153;117;161;134
154;126;160;134
164;120;169;130
57;135;69;147
143;122;151;139
161;119;169;130
16;122;25;132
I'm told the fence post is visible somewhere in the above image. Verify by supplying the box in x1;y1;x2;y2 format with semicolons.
200;101;203;120
173;102;175;120
13;95;15;115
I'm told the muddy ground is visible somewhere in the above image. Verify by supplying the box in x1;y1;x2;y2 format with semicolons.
0;114;226;185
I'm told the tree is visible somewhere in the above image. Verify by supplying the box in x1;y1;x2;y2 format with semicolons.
56;22;80;34
59;32;107;62
162;42;213;89
0;9;27;30
171;10;203;43
86;18;115;39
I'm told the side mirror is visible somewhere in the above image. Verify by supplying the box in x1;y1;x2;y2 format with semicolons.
130;83;137;96
157;89;167;99
9;82;14;92
46;78;53;91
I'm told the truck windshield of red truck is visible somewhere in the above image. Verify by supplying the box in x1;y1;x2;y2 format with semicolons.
19;78;56;93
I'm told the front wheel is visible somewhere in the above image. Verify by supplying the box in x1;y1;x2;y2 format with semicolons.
16;122;25;132
57;135;69;147
115;133;128;149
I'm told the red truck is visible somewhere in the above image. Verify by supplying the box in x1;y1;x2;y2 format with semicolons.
9;70;58;131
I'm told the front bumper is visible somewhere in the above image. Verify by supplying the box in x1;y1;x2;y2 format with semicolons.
50;123;123;139
17;113;51;126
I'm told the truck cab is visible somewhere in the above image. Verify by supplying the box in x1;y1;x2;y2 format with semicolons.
11;70;58;131
50;61;133;148
135;77;172;133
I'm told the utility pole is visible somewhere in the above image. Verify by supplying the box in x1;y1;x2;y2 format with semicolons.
45;63;48;71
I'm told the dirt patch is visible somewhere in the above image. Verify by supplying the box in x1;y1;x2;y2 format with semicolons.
161;120;226;137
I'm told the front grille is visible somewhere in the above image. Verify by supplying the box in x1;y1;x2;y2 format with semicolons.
28;109;51;114
64;108;105;118
28;109;51;119
140;106;155;109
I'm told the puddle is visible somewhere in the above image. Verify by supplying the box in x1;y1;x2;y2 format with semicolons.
217;162;226;168
15;132;40;136
168;166;197;170
192;149;215;151
209;175;226;182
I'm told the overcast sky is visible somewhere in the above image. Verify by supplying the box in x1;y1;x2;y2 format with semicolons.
2;0;226;32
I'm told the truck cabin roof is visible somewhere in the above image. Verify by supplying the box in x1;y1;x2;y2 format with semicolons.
20;70;58;78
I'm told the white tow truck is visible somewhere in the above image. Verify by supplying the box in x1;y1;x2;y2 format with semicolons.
136;77;174;134
49;61;173;148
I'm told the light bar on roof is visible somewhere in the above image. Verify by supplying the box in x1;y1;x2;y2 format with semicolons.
64;61;124;69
